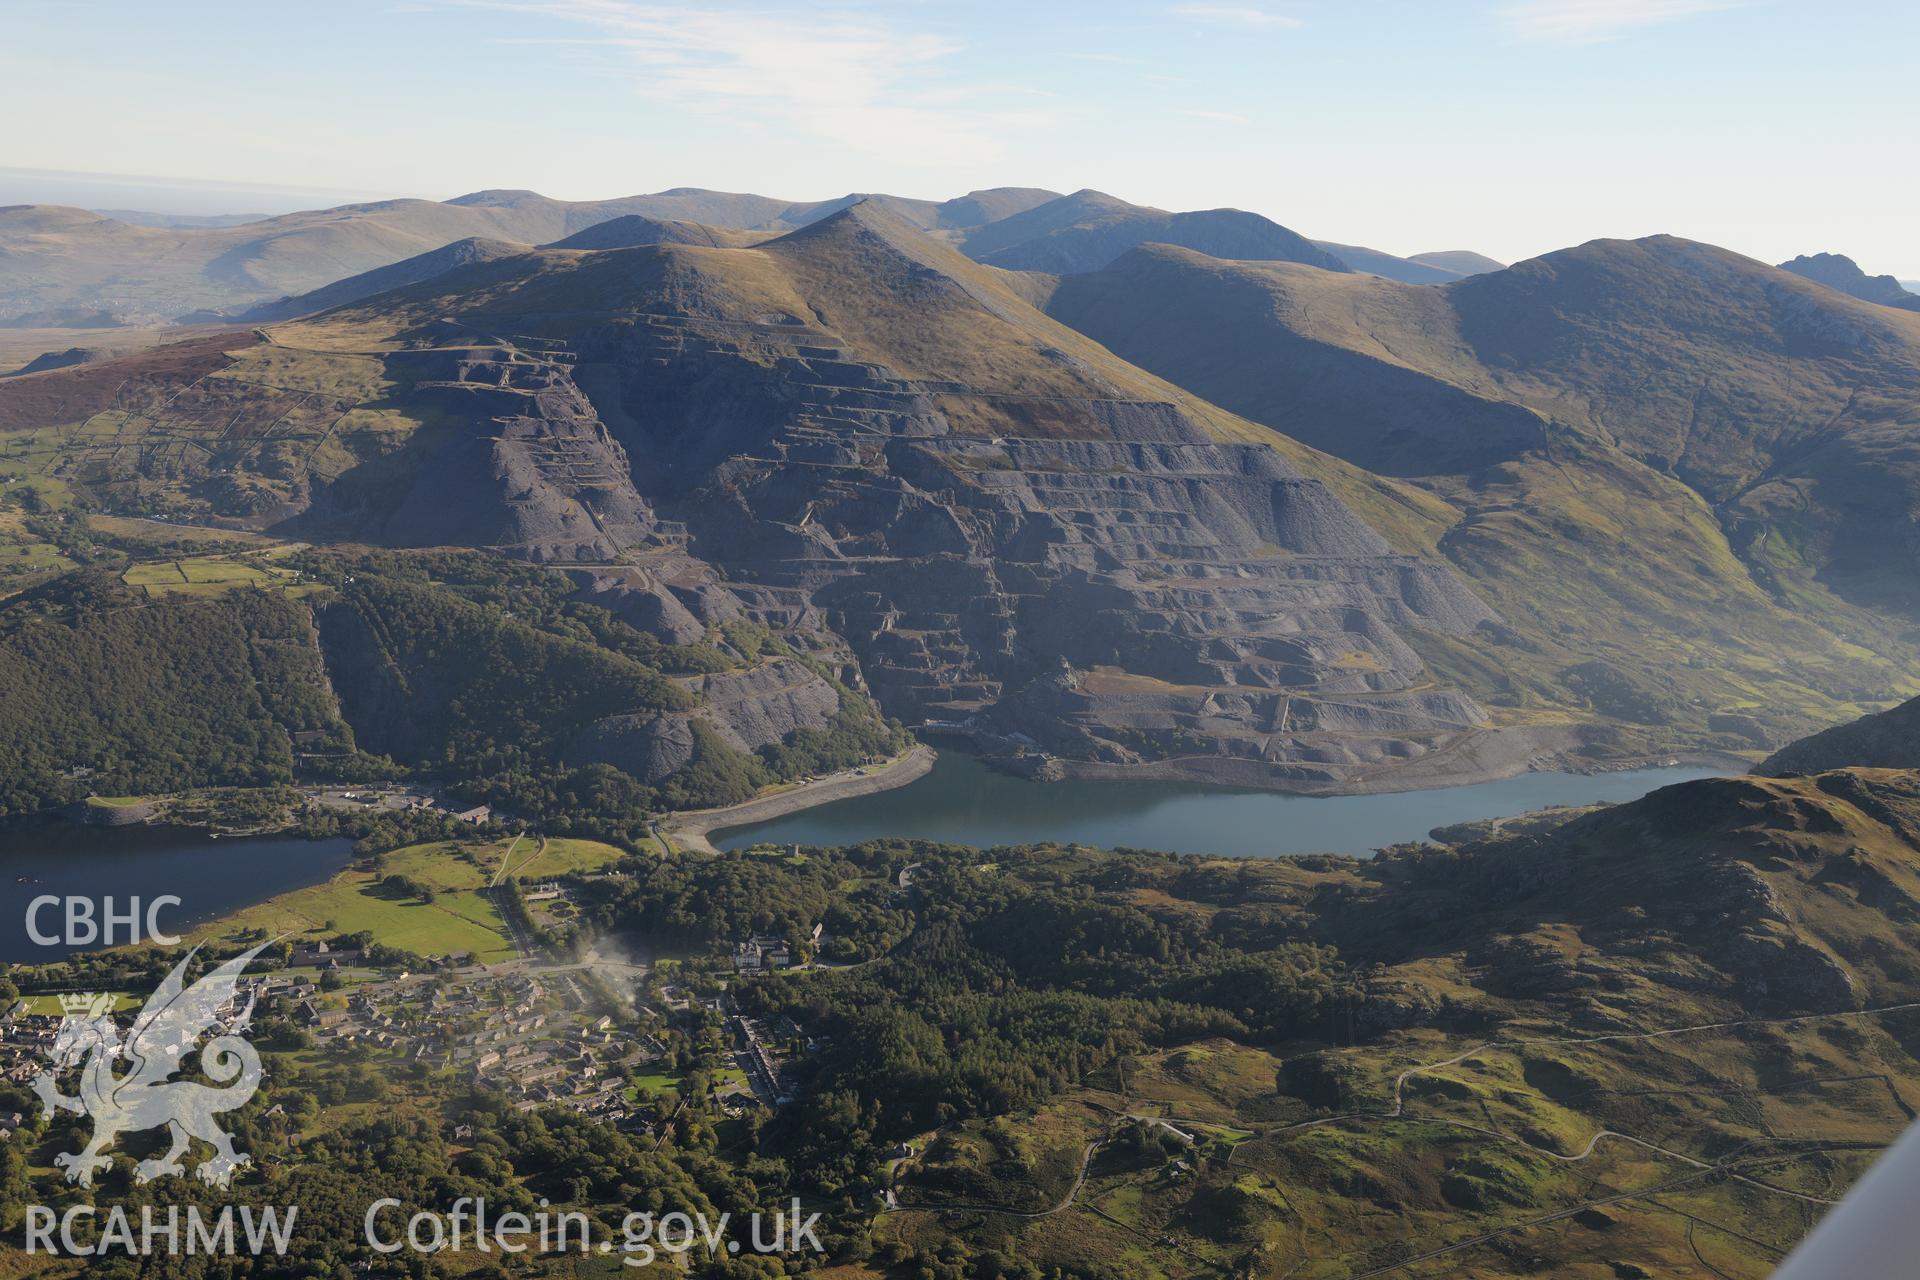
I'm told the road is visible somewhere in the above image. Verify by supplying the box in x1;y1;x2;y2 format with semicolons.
487;886;540;960
489;832;526;887
883;1136;1105;1221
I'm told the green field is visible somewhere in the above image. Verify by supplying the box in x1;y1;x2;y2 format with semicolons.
0;459;76;508
187;836;629;963
629;1068;685;1097
19;994;141;1015
503;835;628;880
192;839;523;962
0;536;73;575
122;550;306;598
0;471;79;595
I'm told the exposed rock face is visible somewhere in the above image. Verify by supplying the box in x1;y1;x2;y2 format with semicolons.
68;798;163;826
564;562;721;645
689;659;842;749
567;657;841;782
310;598;429;760
272;204;1504;785
543;291;1496;779
566;711;697;782
378;346;656;561
577;376;1480;779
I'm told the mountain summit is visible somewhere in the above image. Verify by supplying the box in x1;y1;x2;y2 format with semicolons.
955;188;1349;275
1779;252;1920;312
0;200;1510;789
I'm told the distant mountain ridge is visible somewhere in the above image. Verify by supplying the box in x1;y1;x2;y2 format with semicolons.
957;189;1347;275
0;184;1393;323
91;208;272;229
222;236;530;323
1779;252;1920;312
543;215;769;252
1410;249;1504;276
226;215;772;322
0;186;1063;324
1314;241;1504;283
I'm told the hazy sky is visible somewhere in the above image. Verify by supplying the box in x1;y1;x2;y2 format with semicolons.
3;0;1915;275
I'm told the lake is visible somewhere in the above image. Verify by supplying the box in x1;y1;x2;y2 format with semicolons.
714;752;1726;859
0;823;355;964
0;760;1726;965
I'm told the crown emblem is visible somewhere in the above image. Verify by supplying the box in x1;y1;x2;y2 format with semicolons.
57;992;115;1018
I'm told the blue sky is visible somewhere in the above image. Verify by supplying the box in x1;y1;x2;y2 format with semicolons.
3;0;1915;275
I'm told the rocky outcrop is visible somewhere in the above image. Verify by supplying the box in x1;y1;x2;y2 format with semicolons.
567;657;841;782
560;303;1497;780
689;659;843;752
562;559;750;645
69;797;163;826
379;346;658;562
566;711;697;782
274;205;1508;787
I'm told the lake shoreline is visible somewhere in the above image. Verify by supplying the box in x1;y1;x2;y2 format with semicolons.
1047;738;1754;795
665;744;939;854
706;752;1733;861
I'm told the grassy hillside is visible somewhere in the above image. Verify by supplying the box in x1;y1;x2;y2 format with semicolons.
596;763;1920;1278
1759;691;1920;775
1044;240;1920;748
